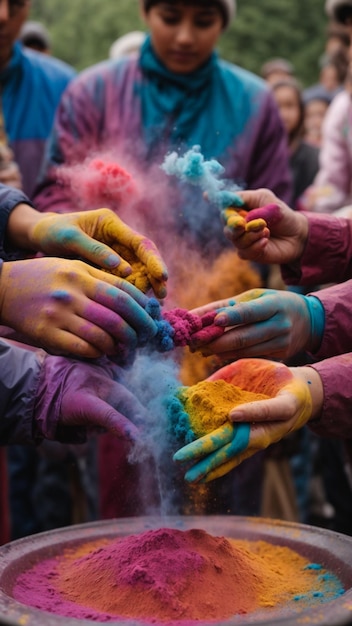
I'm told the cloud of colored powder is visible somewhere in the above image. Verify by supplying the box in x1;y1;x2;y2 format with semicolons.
54;145;262;517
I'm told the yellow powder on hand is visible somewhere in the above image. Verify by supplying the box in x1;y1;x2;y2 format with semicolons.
179;379;270;438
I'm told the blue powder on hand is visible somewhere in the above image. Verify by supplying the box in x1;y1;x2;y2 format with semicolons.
161;145;245;209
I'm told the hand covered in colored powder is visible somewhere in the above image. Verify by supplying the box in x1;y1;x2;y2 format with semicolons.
174;359;317;483
0;257;158;359
222;189;309;265
35;355;148;446
29;208;168;298
189;288;325;360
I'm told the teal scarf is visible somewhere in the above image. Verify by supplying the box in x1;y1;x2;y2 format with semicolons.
138;35;236;159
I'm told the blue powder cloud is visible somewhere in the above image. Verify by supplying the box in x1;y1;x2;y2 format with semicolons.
161;145;245;209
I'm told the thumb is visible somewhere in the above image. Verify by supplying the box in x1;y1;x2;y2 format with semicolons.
229;394;297;424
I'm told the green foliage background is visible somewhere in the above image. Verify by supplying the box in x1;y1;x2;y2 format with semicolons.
30;0;328;87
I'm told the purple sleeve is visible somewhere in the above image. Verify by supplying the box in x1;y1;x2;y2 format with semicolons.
246;93;292;204
282;212;352;285
308;354;352;440
0;339;44;445
34;73;104;214
307;280;352;358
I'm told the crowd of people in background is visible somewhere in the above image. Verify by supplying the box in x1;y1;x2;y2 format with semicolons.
1;0;352;547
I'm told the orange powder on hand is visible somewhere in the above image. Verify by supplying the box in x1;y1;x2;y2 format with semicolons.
178;379;270;438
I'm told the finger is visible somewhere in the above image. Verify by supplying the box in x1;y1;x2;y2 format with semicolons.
204;447;256;481
173;423;235;463
191;299;229;317
245;203;281;228
85;279;158;341
183;423;250;483
198;319;290;358
148;274;168;299
75;301;139;353
134;236;169;282
229;392;301;424
37;327;105;359
239;189;278;210
199;339;290;362
54;229;130;274
62;394;141;442
86;266;150;308
103;383;150;429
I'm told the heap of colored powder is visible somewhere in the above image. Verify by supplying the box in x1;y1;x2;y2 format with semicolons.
146;301;225;353
162;145;244;209
167;379;270;444
13;527;345;623
162;308;225;347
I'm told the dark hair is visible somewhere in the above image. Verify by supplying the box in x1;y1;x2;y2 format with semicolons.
334;4;352;24
143;0;228;26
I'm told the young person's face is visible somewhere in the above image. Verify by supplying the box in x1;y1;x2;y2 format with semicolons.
273;85;301;136
0;0;30;69
142;2;224;74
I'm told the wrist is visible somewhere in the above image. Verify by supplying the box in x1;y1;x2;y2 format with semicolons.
292;366;324;421
294;212;309;261
303;295;325;353
6;204;48;251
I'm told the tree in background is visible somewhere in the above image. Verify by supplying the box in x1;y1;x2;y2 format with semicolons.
29;0;327;87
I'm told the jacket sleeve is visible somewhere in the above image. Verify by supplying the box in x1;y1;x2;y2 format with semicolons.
34;71;105;214
307;280;352;358
282;212;352;285
0;184;34;260
0;339;45;445
308;354;352;440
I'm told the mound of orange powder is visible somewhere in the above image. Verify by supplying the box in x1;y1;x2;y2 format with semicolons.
13;527;344;623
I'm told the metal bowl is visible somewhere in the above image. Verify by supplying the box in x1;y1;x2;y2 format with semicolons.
0;516;352;626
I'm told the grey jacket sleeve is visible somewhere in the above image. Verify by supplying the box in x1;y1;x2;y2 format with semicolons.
0;183;35;260
0;339;45;445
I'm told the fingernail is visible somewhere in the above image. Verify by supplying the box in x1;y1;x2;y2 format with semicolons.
106;254;121;268
229;411;244;421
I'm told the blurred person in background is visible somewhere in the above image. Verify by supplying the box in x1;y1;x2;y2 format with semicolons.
272;78;320;206
300;0;352;213
260;57;295;87
109;30;146;60
18;20;51;54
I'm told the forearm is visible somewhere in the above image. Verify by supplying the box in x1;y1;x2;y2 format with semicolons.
6;203;55;251
308;354;352;439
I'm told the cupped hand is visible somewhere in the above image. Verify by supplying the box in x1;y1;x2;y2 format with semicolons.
174;359;316;483
29;208;168;298
0;257;158;358
222;188;308;265
190;288;313;361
